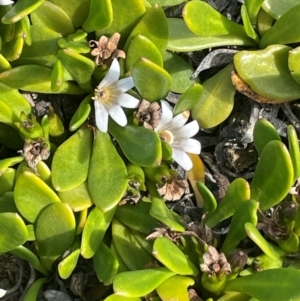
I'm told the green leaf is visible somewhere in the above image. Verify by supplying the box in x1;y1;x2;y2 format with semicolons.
15;170;61;223
205;178;251;228
125;5;168;56
82;0;112;32
57;49;95;92
224;268;300;301
196;181;217;214
0;82;32;117
191;64;236;129
113;267;175;297
0;122;23;149
183;0;247;37
288;46;300;85
93;242;119;285
257;8;274;37
260;4;300;47
245;222;280;261
30;1;74;35
58;239;80;279
81;206;116;258
153;237;199;276
150;196;185;232
36;202;76;257
245;0;265;23
253;118;281;156
0;169;15;197
69;94;91;131
58;181;93;212
48;0;90;28
288;125;300;181
147;0;186;5
164;52;199;94
115;201;160;235
241;5;259;41
109;121;162;167
88;130;128;211
0;156;23;175
131;57;172;102
234;45;300;101
167;18;257;52
0;212;28;252
173;83;203;115
104;296;141;301
23;278;48;301
250;140;294;211
262;0;300;19
221;200;259;255
0;100;15;126
112;219;153;271
2;0;46;24
126;34;163;72
52;129;92;192
96;0;146;47
156;275;194;301
0;21;24;61
0;65;85;94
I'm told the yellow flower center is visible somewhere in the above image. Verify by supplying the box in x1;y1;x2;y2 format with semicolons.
95;87;110;104
159;130;174;144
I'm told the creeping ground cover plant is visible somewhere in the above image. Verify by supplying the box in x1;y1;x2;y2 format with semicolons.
2;0;300;300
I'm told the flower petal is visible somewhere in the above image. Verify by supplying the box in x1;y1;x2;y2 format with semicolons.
109;104;127;127
168;111;190;130
175;120;199;138
98;58;120;88
0;0;13;5
155;100;173;132
115;77;135;92
94;100;109;132
173;138;201;154
117;93;140;108
172;149;193;171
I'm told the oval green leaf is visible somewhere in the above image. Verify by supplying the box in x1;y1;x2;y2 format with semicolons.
260;4;300;48
126;34;163;72
288;46;300;85
58;181;93;212
183;0;247;37
113;267;175;297
253;118;281;156
82;0;112;32
52;128;92;192
131;57;172;102
262;0;300;19
288;125;300;181
234;44;300;101
191;64;236;129
109;121;162;167
36;202;76;257
224;268;300;301
81;206;116;258
0;212;28;252
167;18;257;52
88;130;127;211
2;0;46;24
153;237;199;276
250;140;294;211
15;170;61;223
156;275;194;301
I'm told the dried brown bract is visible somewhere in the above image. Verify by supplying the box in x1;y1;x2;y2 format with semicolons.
89;32;125;66
19;139;50;173
135;99;161;129
157;177;189;201
200;245;231;276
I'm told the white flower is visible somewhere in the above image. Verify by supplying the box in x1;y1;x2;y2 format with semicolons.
0;0;13;5
155;100;201;170
92;58;140;132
